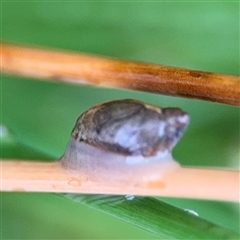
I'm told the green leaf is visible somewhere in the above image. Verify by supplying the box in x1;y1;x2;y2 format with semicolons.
64;194;239;239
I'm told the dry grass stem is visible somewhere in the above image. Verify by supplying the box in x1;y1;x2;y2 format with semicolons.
1;43;239;201
1;160;239;202
1;43;239;106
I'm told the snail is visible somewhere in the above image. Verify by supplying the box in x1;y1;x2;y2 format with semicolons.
61;99;189;185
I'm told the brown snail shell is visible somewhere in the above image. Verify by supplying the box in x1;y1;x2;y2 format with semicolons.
61;99;189;184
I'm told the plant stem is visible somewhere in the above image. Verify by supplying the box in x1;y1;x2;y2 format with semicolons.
1;159;239;202
1;43;239;106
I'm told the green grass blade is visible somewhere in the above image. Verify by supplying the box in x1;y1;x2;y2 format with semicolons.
65;194;239;239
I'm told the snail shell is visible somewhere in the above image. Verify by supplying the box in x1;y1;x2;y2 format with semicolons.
61;99;189;184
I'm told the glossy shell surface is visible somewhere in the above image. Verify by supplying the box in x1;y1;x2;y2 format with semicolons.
71;99;189;157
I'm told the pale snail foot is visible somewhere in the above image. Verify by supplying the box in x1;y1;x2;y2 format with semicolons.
60;99;189;185
61;140;180;185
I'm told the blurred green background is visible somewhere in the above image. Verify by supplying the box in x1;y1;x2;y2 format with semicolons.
1;1;239;239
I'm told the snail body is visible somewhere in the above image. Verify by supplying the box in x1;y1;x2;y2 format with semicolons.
61;99;189;184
